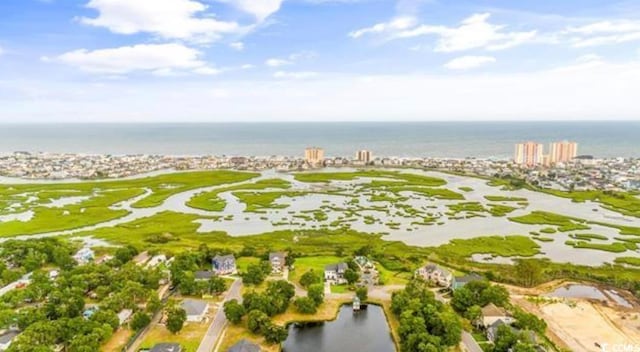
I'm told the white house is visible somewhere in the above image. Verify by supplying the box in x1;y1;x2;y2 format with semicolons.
73;248;94;265
480;303;514;328
117;309;133;326
269;252;287;274
415;264;453;287
324;263;348;284
212;254;237;275
181;299;209;323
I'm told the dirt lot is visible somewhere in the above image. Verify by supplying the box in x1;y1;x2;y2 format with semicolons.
509;282;640;352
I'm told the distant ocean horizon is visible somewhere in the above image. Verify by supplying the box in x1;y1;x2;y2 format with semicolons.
0;121;638;158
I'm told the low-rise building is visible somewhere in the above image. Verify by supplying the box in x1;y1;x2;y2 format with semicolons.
324;263;348;284
480;303;514;328
117;309;133;326
150;343;182;352
269;252;287;274
194;270;216;281
212;255;237;275
181;299;209;322
415;264;452;287
73;247;94;265
227;339;261;352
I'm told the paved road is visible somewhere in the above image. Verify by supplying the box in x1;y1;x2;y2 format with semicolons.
196;278;243;352
461;331;483;352
0;272;32;297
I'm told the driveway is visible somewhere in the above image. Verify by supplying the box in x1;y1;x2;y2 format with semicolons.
461;331;483;352
196;278;242;352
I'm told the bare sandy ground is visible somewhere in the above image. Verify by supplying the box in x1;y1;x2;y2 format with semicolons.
538;301;640;352
508;281;640;352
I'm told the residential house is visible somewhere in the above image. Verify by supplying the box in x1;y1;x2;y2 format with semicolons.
181;299;209;322
324;263;348;284
150;343;182;352
227;339;261;352
117;309;133;326
0;331;19;351
269;252;287;274
354;256;374;270
146;254;167;268
212;255;237;275
480;303;514;328
73;247;94;265
487;320;539;346
415;264;453;287
194;271;216;281
451;273;484;291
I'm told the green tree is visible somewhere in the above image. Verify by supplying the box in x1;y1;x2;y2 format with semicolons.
263;323;288;344
208;276;227;295
223;299;246;324
294;297;317;314
247;309;270;334
299;270;321;288
166;307;187;334
356;286;368;301
307;284;324;306
130;312;151;331
515;260;543;287
344;269;359;285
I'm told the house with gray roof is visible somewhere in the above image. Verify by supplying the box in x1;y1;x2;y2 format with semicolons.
194;270;216;281
415;263;453;287
227;339;261;352
150;343;182;352
181;299;209;322
212;254;237;275
324;263;348;284
269;252;287;274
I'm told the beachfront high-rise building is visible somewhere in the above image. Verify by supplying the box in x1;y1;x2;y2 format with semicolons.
549;141;578;164
514;142;544;166
304;147;324;165
355;150;372;163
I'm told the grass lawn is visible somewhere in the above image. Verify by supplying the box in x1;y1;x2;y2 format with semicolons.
376;264;411;285
289;255;343;284
100;327;132;352
330;284;351;294
236;257;261;273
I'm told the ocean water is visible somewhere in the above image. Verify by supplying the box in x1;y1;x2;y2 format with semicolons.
0;122;638;158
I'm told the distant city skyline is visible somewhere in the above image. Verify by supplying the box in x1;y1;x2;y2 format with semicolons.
1;0;640;122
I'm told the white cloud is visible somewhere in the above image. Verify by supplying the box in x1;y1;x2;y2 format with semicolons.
52;43;217;75
0;46;4;57
230;42;245;51
265;58;291;67
351;13;537;52
265;51;316;67
566;20;640;47
444;56;496;70
79;0;242;43
273;71;318;79
349;16;417;38
220;0;283;21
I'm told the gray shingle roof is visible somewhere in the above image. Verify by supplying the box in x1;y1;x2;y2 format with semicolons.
149;343;182;352
227;339;261;352
181;299;208;316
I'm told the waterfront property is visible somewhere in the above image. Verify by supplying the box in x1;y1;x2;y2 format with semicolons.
480;303;514;328
324;262;348;284
212;254;237;275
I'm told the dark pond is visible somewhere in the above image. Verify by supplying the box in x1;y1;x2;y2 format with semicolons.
282;304;396;352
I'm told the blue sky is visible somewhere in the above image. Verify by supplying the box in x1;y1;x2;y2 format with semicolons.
1;0;640;122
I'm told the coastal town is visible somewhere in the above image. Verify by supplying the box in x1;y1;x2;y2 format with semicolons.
1;142;639;192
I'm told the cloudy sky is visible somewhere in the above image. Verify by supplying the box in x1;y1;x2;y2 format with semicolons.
1;0;640;122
